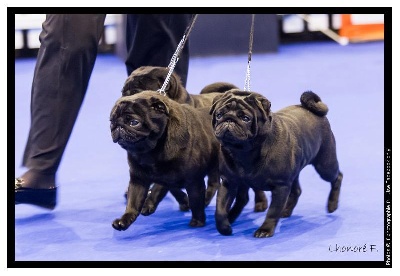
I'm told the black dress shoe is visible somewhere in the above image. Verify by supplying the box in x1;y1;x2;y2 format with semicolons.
15;178;57;210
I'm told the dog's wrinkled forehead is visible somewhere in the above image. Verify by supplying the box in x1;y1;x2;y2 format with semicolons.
111;96;142;116
211;90;271;121
218;92;256;111
120;91;162;104
115;91;170;114
114;91;151;107
222;98;249;111
117;95;144;105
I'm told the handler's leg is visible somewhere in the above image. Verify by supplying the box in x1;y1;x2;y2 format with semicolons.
16;14;106;208
125;14;191;86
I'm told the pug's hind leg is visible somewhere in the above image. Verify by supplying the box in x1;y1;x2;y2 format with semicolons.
312;134;342;213
254;185;290;238
169;188;190;211
281;177;301;218
327;171;343;213
141;183;168;216
185;179;206;227
205;168;220;207
254;189;268;212
228;184;249;223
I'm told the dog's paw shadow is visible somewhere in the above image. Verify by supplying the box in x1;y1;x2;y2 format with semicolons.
113;207;198;240
231;213;342;243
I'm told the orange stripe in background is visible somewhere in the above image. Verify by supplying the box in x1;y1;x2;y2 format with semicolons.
339;14;384;42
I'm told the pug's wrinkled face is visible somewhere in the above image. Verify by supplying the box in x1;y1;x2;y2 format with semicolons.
110;94;169;153
213;100;254;143
210;90;271;147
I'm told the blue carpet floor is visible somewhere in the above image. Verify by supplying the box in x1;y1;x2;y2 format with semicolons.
13;41;387;266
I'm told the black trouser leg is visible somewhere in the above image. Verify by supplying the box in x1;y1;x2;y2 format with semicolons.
125;14;191;86
22;14;106;175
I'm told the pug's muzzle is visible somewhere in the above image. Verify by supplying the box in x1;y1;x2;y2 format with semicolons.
111;123;144;149
215;119;244;140
214;109;251;143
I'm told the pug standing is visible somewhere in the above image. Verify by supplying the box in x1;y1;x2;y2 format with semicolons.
122;66;268;214
210;90;343;238
110;91;220;231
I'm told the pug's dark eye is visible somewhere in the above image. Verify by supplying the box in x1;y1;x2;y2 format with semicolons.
129;119;140;126
216;113;223;120
242;115;251;122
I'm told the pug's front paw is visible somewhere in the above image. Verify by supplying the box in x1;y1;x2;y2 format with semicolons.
189;218;205;227
112;212;137;231
216;221;232;236
141;203;156;216
254;226;275;238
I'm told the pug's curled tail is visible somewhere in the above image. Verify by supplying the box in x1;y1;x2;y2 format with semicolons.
300;91;328;116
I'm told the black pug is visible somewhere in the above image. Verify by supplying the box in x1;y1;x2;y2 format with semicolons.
110;91;220;231
210;90;343;238
121;66;268;215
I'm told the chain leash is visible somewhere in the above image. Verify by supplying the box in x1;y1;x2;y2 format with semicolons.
158;14;199;96
244;14;255;92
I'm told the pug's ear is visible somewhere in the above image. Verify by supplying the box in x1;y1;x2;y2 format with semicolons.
260;98;271;116
163;71;182;99
154;68;168;91
121;77;132;96
258;97;272;122
150;97;169;115
209;94;225;115
245;94;271;122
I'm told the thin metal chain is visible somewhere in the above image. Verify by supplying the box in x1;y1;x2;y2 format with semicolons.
244;14;255;92
158;14;199;96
